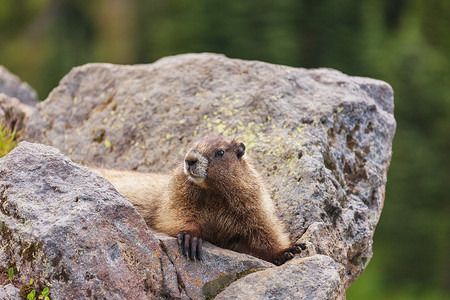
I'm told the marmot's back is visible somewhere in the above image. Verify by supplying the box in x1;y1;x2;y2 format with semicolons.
94;168;169;227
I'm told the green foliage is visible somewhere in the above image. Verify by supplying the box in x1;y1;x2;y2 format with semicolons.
0;0;448;298
25;279;50;300
41;287;50;298
8;267;14;281
0;121;19;157
27;290;36;300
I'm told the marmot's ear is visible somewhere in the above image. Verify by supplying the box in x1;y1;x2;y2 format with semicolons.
236;141;245;159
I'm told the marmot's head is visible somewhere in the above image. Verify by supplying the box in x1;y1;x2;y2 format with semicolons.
184;136;246;189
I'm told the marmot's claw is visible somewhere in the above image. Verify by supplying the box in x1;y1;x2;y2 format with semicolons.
284;252;294;260
289;242;306;256
291;242;306;254
184;233;191;257
274;242;306;266
177;232;184;248
197;238;203;260
177;232;203;261
190;236;197;259
191;236;203;260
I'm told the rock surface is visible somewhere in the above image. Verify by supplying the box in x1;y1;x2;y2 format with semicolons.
0;94;35;131
155;233;274;299
0;142;278;299
0;142;174;299
216;255;341;300
0;66;38;106
2;53;396;298
0;283;20;300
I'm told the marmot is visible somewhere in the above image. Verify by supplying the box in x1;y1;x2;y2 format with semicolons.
95;136;303;265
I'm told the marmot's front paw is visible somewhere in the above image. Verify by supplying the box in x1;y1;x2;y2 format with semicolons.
273;242;306;266
177;232;203;261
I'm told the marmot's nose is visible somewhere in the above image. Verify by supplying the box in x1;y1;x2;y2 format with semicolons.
185;158;198;168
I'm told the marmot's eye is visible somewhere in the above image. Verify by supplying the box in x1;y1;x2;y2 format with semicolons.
215;150;225;157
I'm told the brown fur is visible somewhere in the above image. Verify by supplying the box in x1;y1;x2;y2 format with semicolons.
95;136;295;264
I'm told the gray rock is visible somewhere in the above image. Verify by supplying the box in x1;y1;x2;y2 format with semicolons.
0;142;177;299
0;94;35;132
0;66;38;105
18;53;396;297
155;233;273;299
0;142;279;299
0;283;20;300
216;255;342;300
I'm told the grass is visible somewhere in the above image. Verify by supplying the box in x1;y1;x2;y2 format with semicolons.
0;120;19;157
347;256;449;300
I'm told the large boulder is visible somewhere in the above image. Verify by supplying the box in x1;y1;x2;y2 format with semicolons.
0;66;38;106
0;142;175;299
2;53;396;298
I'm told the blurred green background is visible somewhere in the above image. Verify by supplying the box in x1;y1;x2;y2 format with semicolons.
1;0;448;298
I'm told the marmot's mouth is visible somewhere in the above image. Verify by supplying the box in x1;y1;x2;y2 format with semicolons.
187;174;206;183
184;170;206;183
184;148;209;185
